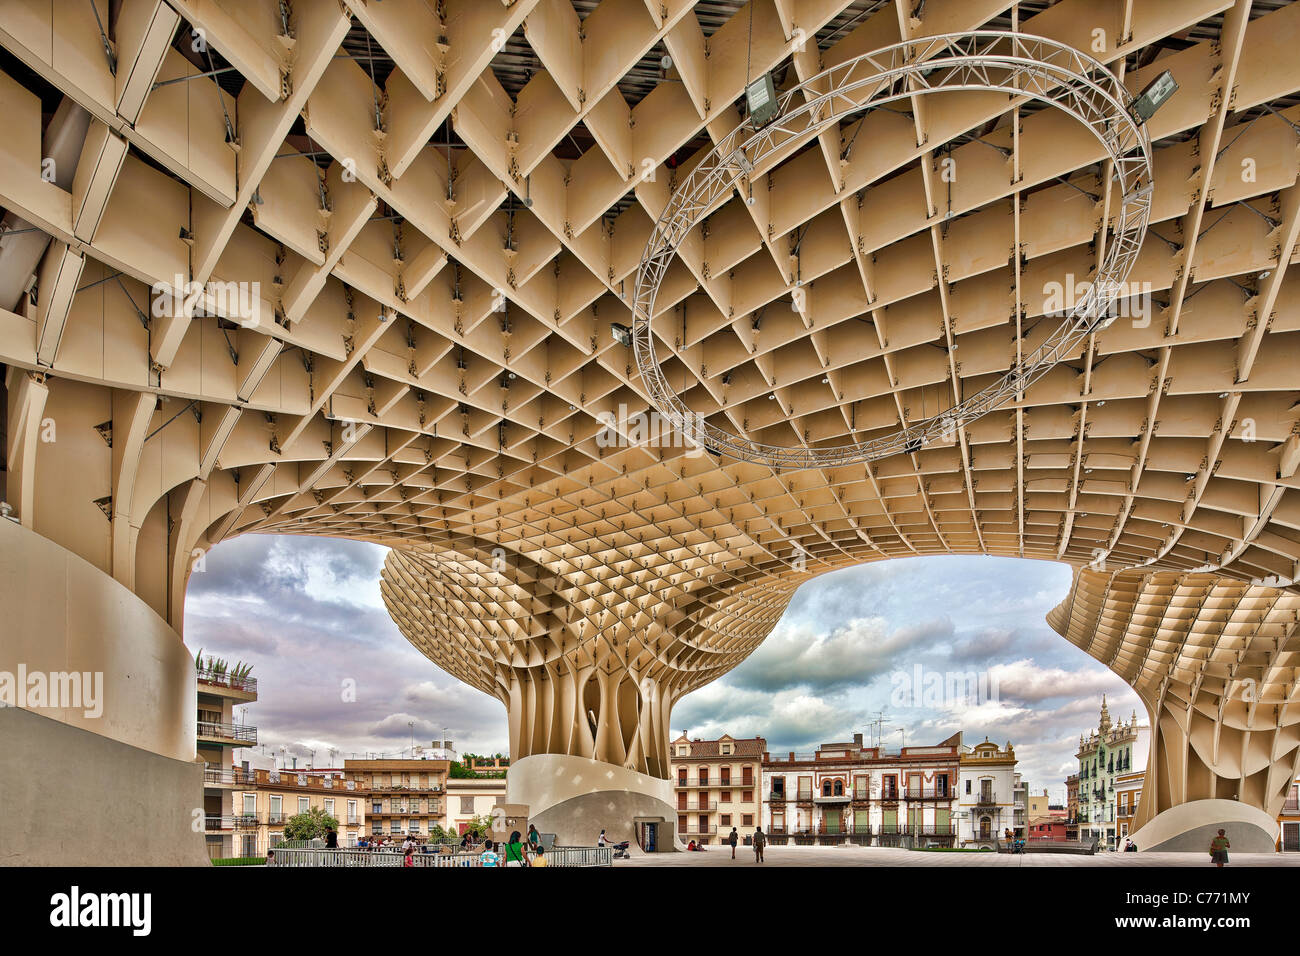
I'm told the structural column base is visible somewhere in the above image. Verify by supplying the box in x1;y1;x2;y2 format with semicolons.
0;707;210;866
505;754;678;852
1129;799;1279;853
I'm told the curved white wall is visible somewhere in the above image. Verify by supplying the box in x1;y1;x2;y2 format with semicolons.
0;517;195;761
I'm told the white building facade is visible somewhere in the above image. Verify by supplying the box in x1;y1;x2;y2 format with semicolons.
957;739;1020;848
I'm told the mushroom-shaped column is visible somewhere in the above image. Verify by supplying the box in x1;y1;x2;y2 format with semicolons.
1048;567;1300;851
380;543;792;848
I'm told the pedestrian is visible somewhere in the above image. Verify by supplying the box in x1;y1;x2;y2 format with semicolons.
1209;829;1230;867
728;826;738;859
265;849;275;867
753;826;766;863
479;840;500;867
532;845;549;867
597;829;608;847
325;829;338;849
504;830;528;867
527;823;541;850
403;845;415;868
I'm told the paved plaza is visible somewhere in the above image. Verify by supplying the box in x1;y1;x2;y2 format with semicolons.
620;846;1300;867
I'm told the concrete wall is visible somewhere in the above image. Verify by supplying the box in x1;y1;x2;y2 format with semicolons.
1131;799;1279;853
507;753;677;851
0;707;209;865
0;518;196;760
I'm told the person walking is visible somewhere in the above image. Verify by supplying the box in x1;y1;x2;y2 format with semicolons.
752;826;766;863
728;827;739;860
1209;829;1230;867
504;830;528;867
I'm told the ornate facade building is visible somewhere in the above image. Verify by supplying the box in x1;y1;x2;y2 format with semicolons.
1076;698;1140;849
762;733;962;848
957;739;1020;847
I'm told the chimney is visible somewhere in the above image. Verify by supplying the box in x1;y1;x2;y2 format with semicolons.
853;732;863;749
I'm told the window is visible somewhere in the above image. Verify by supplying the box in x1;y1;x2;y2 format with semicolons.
324;798;334;816
722;743;732;755
772;777;785;796
721;814;731;827
965;779;972;794
721;791;731;803
372;801;383;814
742;814;753;827
298;797;309;813
743;790;753;803
347;799;358;823
460;795;475;814
242;793;256;814
678;769;687;785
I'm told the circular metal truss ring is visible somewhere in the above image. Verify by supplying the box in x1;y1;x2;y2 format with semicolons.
631;31;1154;470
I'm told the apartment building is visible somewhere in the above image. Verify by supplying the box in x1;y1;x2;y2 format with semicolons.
343;758;450;839
1114;769;1144;846
763;732;963;847
957;738;1019;847
670;734;766;845
1065;773;1080;841
1076;697;1140;848
1279;778;1300;853
231;768;362;855
446;777;508;833
196;657;258;860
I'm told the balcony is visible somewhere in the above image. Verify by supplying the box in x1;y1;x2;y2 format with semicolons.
196;665;258;700
768;790;786;803
795;791;814;805
204;815;236;832
813;791;851;804
197;720;257;745
679;800;717;812
234;813;259;829
973;792;998;807
905;787;953;801
680;825;717;836
879;790;900;802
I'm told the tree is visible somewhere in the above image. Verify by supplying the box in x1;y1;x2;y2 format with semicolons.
464;814;494;838
283;806;339;842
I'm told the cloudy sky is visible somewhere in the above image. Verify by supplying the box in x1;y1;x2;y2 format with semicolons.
187;538;1144;799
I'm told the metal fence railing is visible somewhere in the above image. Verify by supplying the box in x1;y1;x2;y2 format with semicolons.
266;846;612;867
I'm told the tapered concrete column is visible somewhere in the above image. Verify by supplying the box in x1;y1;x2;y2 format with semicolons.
1048;567;1300;851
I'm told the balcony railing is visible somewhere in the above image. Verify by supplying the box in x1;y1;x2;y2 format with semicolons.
680;825;718;835
680;801;717;812
879;790;900;801
905;787;952;800
204;815;236;831
196;666;258;694
795;791;814;803
974;792;998;806
197;720;257;743
768;791;786;802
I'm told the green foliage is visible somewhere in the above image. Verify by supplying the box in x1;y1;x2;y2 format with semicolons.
211;856;266;866
463;814;493;838
283;806;340;842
